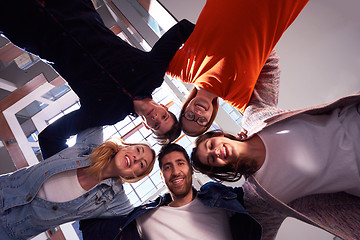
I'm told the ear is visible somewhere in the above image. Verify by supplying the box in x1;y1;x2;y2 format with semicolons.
160;104;168;110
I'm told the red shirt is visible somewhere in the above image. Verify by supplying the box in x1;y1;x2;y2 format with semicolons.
167;0;309;113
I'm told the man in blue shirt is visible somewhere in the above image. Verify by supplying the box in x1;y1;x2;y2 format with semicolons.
0;0;194;158
80;143;262;240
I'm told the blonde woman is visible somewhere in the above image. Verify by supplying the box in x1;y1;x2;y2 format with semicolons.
0;127;155;240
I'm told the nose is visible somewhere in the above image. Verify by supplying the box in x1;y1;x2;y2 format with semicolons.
214;148;220;157
151;112;158;120
194;109;202;115
171;165;181;176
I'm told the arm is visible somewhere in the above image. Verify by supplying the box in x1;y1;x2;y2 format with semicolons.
38;108;103;159
76;126;104;146
242;180;286;240
246;50;281;111
80;217;141;240
241;50;284;133
149;19;195;63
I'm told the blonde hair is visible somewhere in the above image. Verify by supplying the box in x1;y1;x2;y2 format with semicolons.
86;138;155;183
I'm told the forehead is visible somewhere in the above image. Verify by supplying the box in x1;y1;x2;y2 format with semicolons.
154;115;175;135
197;140;209;162
161;151;188;166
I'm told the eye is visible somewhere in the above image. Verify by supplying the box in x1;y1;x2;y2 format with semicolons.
137;147;140;153
185;111;194;120
198;117;207;125
162;114;166;120
208;142;213;150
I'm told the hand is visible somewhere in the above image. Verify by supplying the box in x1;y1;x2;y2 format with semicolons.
237;128;248;140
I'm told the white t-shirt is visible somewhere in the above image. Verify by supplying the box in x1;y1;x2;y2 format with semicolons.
255;103;360;203
136;197;233;240
37;169;87;202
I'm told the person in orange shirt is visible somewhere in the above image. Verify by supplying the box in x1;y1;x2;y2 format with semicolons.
166;0;309;136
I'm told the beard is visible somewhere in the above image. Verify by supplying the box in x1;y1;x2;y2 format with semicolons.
166;175;193;199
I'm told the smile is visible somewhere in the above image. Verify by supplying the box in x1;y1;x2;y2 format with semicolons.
171;177;184;185
222;145;229;159
195;103;207;111
125;155;131;167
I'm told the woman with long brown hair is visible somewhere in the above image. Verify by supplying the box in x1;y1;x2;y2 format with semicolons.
190;51;360;239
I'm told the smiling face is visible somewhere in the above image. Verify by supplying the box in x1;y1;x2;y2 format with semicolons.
135;99;175;136
113;145;155;179
160;151;193;198
196;136;241;168
181;96;214;135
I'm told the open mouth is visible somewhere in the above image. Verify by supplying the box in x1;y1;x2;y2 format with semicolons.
195;103;207;111
222;144;229;159
125;155;131;167
171;177;184;185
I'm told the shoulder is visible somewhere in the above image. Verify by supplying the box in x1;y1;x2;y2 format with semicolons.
199;182;242;196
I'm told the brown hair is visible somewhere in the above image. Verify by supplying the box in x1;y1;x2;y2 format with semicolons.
157;143;191;169
191;130;258;182
180;87;219;137
86;138;155;183
153;111;181;145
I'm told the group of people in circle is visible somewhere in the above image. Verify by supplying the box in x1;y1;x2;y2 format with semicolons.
1;0;359;239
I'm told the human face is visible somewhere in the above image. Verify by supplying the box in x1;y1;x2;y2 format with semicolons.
181;96;213;135
197;136;241;168
113;145;154;179
161;151;193;198
139;101;175;136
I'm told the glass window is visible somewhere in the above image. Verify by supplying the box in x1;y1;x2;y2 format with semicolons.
16;100;48;124
41;85;71;101
13;52;40;70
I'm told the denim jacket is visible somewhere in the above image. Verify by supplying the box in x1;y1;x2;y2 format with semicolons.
0;128;133;240
80;182;262;240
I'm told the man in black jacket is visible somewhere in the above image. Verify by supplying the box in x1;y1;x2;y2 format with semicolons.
0;0;194;158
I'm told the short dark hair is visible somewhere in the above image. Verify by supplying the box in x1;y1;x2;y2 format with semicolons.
154;111;181;145
191;130;254;182
158;143;190;169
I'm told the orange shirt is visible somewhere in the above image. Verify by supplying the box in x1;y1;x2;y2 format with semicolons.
167;0;309;113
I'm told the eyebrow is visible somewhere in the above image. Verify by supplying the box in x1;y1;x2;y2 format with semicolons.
175;159;186;163
204;140;211;165
205;139;209;151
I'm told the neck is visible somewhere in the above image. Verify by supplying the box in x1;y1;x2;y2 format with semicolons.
169;189;194;207
240;134;266;172
77;167;101;191
100;160;118;180
133;98;151;116
196;86;217;100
